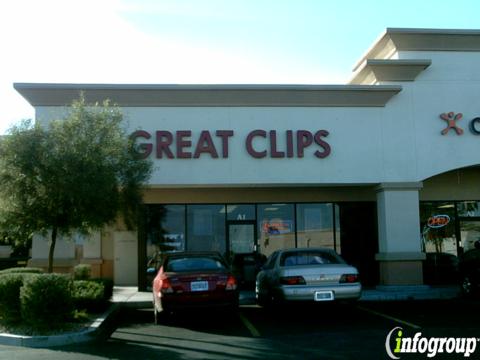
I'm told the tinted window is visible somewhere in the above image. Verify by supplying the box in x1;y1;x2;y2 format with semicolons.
165;257;226;272
280;251;343;267
187;205;226;253
296;203;334;250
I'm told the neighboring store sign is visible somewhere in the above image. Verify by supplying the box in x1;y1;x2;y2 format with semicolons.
440;112;463;135
470;117;480;134
131;129;331;160
427;214;450;228
439;112;480;136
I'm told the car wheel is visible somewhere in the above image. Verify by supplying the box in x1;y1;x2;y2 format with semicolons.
462;276;474;297
225;300;239;314
256;289;273;307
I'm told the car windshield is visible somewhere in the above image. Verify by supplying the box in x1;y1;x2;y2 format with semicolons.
280;250;344;267
165;257;226;272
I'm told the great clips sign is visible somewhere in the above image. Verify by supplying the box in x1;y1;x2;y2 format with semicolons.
131;129;331;159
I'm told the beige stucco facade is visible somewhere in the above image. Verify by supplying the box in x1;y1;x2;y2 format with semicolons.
15;28;480;288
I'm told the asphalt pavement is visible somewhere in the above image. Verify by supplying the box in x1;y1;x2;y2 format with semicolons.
0;299;479;359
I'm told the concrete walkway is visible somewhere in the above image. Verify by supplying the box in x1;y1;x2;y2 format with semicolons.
113;284;462;308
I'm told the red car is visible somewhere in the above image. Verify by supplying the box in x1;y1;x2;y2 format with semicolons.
152;252;239;323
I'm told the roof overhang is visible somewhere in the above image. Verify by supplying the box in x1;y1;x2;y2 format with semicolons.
354;28;480;71
350;59;431;85
14;83;402;108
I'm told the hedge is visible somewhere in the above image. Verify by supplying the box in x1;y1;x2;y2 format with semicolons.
91;278;114;301
73;264;91;280
20;274;73;330
72;280;105;311
0;273;36;324
0;267;44;275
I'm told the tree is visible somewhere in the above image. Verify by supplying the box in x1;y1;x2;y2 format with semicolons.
0;96;152;272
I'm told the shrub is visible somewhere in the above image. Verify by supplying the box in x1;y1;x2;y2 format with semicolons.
20;274;73;330
0;267;43;275
0;273;36;324
91;278;114;301
73;264;91;280
72;280;105;311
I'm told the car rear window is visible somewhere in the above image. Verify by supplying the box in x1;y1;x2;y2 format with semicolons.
280;251;343;267
165;257;226;272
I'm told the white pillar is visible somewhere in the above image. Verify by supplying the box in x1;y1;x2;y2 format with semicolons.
375;182;426;285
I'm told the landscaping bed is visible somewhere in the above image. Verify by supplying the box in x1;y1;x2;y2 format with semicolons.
0;265;113;338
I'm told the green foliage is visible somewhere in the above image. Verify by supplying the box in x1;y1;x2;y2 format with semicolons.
73;264;91;280
91;278;114;300
0;267;43;275
72;308;89;323
0;229;32;257
72;280;105;311
0;96;152;272
0;273;36;324
20;274;73;329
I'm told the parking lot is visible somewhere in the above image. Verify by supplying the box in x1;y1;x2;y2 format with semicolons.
1;298;479;359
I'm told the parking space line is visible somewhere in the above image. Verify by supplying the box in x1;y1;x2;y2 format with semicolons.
356;305;422;330
239;312;261;338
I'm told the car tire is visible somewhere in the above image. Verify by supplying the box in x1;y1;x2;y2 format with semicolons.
227;300;240;314
155;307;172;324
258;289;275;308
461;275;474;298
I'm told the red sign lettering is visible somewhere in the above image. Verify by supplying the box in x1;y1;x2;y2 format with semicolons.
131;129;331;160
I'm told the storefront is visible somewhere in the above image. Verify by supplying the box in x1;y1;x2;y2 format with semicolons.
15;28;480;290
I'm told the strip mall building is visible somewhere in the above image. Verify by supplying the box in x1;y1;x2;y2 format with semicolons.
14;28;480;290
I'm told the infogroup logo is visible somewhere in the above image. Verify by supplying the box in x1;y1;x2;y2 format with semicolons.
385;327;479;358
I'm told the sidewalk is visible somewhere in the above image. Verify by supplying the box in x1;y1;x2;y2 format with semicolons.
112;285;462;308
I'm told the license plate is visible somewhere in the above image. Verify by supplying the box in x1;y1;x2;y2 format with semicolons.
190;281;209;292
314;291;334;301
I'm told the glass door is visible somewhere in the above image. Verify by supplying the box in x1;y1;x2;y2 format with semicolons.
227;221;258;289
228;222;256;254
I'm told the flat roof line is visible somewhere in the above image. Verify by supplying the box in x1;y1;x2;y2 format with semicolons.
14;83;402;108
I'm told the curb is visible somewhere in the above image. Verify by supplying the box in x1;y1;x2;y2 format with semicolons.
0;303;120;348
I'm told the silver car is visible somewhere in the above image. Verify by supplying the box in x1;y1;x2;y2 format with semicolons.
256;248;361;305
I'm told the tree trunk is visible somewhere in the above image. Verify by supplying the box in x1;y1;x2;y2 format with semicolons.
48;227;58;273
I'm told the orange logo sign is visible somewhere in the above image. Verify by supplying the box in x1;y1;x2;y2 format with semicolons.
440;112;463;135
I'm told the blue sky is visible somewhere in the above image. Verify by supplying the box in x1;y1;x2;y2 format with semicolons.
1;0;479;133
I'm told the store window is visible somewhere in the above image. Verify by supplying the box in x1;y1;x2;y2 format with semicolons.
457;201;480;218
145;205;186;270
296;203;334;249
257;204;295;257
457;201;480;253
187;205;226;253
420;202;458;284
226;204;255;221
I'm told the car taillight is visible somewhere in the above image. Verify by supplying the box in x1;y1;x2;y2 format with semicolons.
340;274;359;283
280;276;306;285
226;275;237;291
161;277;174;293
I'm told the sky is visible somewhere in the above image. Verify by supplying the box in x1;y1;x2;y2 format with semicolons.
1;0;479;134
